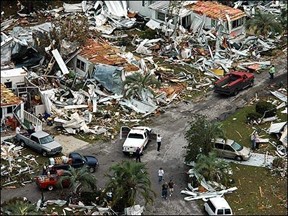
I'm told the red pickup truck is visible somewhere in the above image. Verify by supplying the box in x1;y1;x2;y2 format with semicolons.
34;169;70;191
214;71;254;96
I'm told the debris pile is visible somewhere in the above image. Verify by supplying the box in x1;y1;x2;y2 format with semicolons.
0;0;286;140
181;168;237;201
1;140;40;188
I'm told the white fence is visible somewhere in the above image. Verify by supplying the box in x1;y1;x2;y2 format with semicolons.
23;110;42;132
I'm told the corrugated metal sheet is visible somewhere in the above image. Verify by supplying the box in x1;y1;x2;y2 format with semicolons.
79;39;139;72
185;1;246;21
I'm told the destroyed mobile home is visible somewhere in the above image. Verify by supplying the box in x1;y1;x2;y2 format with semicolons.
0;0;287;215
1;0;286;138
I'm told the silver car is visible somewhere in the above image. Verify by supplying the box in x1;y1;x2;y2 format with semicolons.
213;138;251;161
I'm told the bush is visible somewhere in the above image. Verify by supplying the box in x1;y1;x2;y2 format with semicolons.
80;191;101;205
272;157;285;168
255;101;276;117
139;28;157;39
246;112;262;123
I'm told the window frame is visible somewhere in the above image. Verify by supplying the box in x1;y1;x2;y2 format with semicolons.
157;11;166;21
76;59;86;71
231;17;244;29
215;143;224;149
224;145;235;152
7;106;13;114
207;200;216;213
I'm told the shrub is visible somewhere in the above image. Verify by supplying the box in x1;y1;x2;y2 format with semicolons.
80;191;102;205
246;112;262;123
139;28;157;39
255;101;276;117
272;157;285;168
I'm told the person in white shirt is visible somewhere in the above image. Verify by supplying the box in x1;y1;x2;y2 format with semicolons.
16;125;21;134
158;167;164;183
157;134;162;152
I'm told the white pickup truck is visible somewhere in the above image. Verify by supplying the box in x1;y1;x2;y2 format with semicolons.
120;126;153;155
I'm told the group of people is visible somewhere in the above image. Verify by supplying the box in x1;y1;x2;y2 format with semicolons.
158;167;175;199
15;124;36;135
135;135;174;200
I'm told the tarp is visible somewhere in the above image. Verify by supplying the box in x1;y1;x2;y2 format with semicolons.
91;64;123;95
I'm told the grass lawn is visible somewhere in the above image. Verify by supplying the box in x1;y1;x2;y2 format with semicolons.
221;101;287;215
227;163;287;215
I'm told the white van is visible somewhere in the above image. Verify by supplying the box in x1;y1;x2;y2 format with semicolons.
204;197;233;215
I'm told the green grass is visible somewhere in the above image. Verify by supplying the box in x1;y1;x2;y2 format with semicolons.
221;101;287;215
226;163;287;215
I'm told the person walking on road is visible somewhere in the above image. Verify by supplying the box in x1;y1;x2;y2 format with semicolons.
157;134;162;152
158;167;164;183
161;182;168;200
135;147;141;162
269;65;275;79
168;179;176;196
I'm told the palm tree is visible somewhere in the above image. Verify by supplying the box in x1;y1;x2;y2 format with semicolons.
104;160;156;212
58;167;97;195
245;10;282;38
2;198;37;215
185;114;225;162
122;72;160;99
194;152;231;186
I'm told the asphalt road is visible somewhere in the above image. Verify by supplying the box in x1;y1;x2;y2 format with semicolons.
1;53;287;215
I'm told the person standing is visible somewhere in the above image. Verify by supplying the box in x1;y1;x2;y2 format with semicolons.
157;134;162;152
161;182;168;200
254;132;260;149
269;65;275;79
250;132;256;150
135;147;141;163
168;179;176;197
158;167;164;183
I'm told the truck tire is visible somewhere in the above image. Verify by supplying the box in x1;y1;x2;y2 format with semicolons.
20;141;25;147
234;89;239;96
42;151;48;157
47;185;54;191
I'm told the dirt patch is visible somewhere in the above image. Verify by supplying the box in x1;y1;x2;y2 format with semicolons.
54;134;90;155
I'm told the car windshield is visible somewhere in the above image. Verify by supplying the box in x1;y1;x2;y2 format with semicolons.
39;135;54;144
231;141;243;151
128;133;144;139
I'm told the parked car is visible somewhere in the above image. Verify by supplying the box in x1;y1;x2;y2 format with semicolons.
34;169;70;191
120;126;153;155
214;71;254;96
204;197;233;215
49;152;99;173
212;138;251;161
15;131;62;156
